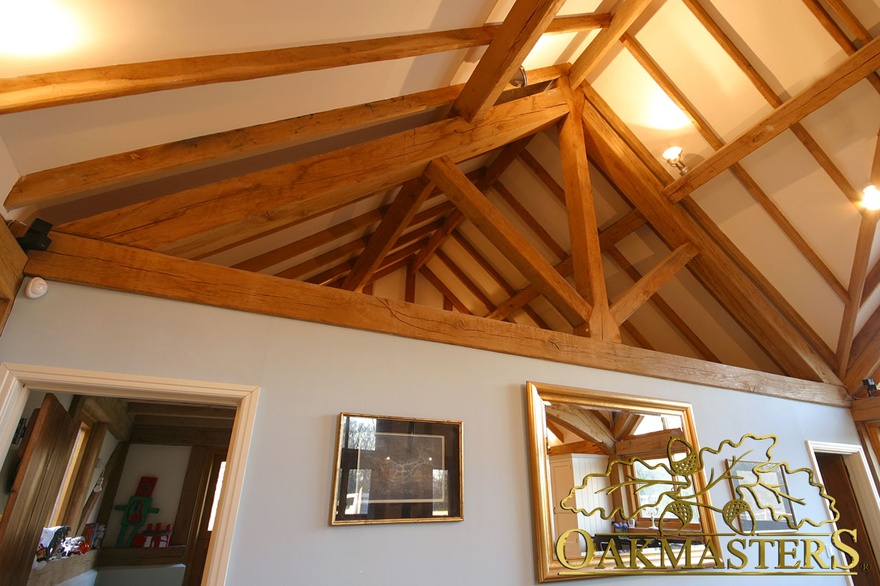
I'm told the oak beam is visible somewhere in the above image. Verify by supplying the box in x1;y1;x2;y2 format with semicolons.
847;306;880;391
0;15;607;115
802;0;880;94
606;245;719;363
418;266;472;314
852;396;880;422
435;249;496;313
558;77;616;340
485;210;645;321
426;156;592;328
59;90;567;258
342;177;435;291
233;205;386;273
569;0;654;87
450;231;550;328
840;211;880;376
492;181;568;260
0;222;26;334
452;0;566;121
27;232;850;405
609;243;698;325
546;405;616;454
410;134;535;273
665;36;880;203
5;66;563;213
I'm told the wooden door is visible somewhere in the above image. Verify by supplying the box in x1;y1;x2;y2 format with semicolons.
815;452;880;586
0;394;78;586
183;451;226;586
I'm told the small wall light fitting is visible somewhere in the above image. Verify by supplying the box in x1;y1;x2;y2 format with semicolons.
863;378;877;397
862;185;880;211
662;146;689;175
509;66;528;88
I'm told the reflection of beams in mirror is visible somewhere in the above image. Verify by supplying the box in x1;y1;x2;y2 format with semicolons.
525;382;720;582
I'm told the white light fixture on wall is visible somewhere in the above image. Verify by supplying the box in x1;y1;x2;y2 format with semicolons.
862;185;880;211
662;146;689;175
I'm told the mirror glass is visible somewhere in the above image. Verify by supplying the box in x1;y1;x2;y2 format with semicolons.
525;382;718;581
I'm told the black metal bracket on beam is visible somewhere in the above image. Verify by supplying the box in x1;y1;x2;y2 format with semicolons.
15;218;52;252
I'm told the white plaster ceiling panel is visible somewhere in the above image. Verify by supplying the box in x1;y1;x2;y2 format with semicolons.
617;227;778;373
590;49;710;167
691;168;845;347
634;0;774;142
738;130;862;284
707;0;847;97
800;82;880;195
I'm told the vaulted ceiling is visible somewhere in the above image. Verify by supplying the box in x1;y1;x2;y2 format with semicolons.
2;0;879;399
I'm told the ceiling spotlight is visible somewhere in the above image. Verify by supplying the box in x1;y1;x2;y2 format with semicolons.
862;185;880;211
509;66;528;88
662;146;689;175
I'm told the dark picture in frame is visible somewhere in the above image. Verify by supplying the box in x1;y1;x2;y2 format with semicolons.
330;413;463;525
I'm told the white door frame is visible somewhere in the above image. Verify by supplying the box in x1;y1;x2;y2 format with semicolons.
0;362;260;585
807;440;880;582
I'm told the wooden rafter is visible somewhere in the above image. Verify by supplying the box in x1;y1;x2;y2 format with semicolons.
419;266;472;314
838;210;880;376
58;90;567;258
492;181;567;260
426;155;592;328
452;0;566;121
546;405;615;454
609;243;698;326
0;14;609;115
581;93;841;384
664;36;880;203
449;231;550;329
410;134;535;273
847;306;880;391
558;77;617;340
621;32;848;302
233;205;386;272
485;210;645;322
4;65;565;213
290;220;442;282
569;0;654;87
605;246;719;363
519;149;566;205
435;249;497;314
342;177;435;291
801;0;880;94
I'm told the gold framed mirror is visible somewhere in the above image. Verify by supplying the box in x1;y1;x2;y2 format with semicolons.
525;382;719;581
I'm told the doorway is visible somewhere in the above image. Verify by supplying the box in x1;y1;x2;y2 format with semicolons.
0;363;259;585
808;441;880;586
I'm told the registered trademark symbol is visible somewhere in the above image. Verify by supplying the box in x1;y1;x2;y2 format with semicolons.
860;562;871;572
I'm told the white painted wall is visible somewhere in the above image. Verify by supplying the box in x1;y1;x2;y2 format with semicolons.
0;282;862;585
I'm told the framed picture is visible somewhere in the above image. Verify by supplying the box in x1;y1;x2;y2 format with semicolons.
726;459;796;533
330;413;462;525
